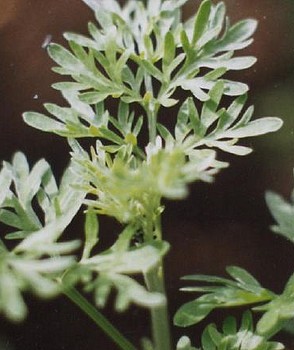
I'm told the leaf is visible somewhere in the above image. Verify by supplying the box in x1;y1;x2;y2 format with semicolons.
48;43;85;73
200;81;224;130
82;241;169;275
226;266;261;290
192;0;211;46
112;274;165;311
181;81;210;101
64;32;102;50
215;19;258;52
199;56;257;71
23;112;67;133
222;117;283;138
79;91;109;104
139;59;163;81
176;266;274;327
0;167;12;206
174;300;214;327
198;313;285;350
266;191;294;242
163;32;176;68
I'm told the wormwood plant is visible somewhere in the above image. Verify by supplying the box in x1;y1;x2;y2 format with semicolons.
0;0;291;349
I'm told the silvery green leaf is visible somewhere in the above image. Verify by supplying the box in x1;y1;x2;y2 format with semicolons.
62;90;95;120
214;19;258;53
0;166;12;206
181;81;210;101
160;97;179;108
217;94;248;131
205;140;252;156
88;272;165;311
0;269;27;322
79;91;109;104
222;117;283;138
266;191;294;242
199;56;257;70
14;202;81;254
198;81;224;131
1;159;85;252
23;112;68;134
138;59;163;81
63;32;102;50
19;159;50;205
0;247;77;322
52;82;90;91
110;274;165;311
44;103;77;123
82;241;169;275
48;43;85;74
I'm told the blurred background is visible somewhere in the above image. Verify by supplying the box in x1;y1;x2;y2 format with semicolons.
0;0;294;349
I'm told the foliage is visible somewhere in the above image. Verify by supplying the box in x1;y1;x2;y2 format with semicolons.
176;312;284;350
0;0;289;349
0;153;83;321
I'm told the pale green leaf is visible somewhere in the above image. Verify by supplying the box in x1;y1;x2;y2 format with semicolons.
23;112;67;133
48;43;85;73
222;117;283;138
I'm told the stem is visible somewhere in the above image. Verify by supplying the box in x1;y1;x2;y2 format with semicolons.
63;286;136;350
147;107;158;144
144;265;172;350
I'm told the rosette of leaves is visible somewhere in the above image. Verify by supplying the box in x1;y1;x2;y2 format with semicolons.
176;312;284;350
0;153;84;321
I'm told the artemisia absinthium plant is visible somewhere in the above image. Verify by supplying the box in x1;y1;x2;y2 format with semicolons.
0;0;286;349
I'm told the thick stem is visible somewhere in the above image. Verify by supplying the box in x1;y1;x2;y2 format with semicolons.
144;265;172;350
63;286;136;350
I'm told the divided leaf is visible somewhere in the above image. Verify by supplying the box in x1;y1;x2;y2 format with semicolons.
174;266;274;327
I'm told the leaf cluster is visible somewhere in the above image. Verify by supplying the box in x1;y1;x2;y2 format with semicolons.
64;222;169;312
176;312;284;350
0;153;85;321
0;0;287;349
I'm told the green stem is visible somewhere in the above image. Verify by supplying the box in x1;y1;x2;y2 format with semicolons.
144;265;172;350
63;286;136;350
147;107;158;144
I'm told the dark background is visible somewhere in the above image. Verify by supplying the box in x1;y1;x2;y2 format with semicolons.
1;0;294;349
